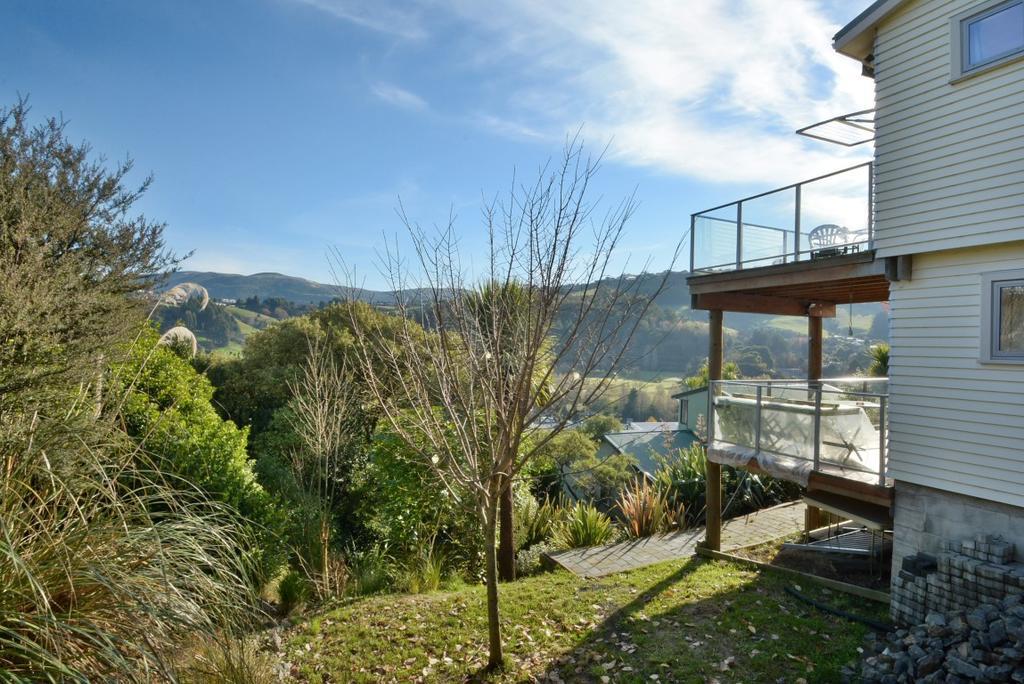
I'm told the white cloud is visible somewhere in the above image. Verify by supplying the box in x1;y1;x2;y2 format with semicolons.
472;113;547;141
437;0;875;185
295;0;875;186
371;81;429;111
291;0;427;40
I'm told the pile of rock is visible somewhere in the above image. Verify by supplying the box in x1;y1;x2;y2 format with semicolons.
893;535;1024;625
846;594;1024;683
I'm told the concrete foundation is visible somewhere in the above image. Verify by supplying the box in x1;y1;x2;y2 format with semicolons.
891;481;1024;623
892;482;1024;572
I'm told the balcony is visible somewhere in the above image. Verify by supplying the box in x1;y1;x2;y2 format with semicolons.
689;162;873;274
708;378;889;488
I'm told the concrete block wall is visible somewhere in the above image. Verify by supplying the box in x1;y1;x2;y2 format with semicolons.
891;481;1024;624
892;481;1024;575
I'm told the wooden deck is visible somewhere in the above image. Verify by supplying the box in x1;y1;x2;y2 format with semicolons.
688;250;911;313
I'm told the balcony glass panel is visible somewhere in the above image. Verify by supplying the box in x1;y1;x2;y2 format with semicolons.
708;378;889;487
692;206;738;272
740;188;796;268
689;162;872;273
798;163;871;259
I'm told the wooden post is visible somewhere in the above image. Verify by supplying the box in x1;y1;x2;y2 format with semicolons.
808;316;823;382
705;310;724;551
805;315;823;534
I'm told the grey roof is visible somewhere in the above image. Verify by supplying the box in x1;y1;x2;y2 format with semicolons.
601;428;700;477
833;0;910;59
670;386;706;400
624;421;681;432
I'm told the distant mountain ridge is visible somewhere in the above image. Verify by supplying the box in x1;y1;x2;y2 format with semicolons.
162;270;696;308
162;271;399;304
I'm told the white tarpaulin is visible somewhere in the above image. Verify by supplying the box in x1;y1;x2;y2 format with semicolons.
708;384;882;486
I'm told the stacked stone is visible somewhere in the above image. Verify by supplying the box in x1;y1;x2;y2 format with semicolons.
846;594;1024;683
893;535;1024;626
893;553;937;625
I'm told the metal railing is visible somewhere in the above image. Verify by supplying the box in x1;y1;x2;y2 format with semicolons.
707;377;888;486
689;162;874;273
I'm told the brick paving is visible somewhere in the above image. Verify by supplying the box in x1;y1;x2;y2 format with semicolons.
547;501;805;578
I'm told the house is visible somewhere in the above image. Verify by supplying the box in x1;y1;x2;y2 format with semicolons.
594;423;699;479
560;422;699;505
670;387;708;434
684;0;1024;623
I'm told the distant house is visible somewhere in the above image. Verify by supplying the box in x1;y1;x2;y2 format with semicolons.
670;387;708;434
595;424;699;479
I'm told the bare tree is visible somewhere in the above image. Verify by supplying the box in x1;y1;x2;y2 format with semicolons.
339;139;678;670
288;337;365;598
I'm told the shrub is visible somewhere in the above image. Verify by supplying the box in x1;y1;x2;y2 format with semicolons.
515;541;557;577
116;327;286;579
516;496;563;550
277;570;310;615
180;635;278;684
616;478;683;538
0;418;261;681
654;443;799;525
347;544;394;596
404;542;446;594
354;426;483;579
553;502;616;549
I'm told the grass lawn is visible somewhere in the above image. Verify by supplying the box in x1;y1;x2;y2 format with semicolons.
282;557;884;682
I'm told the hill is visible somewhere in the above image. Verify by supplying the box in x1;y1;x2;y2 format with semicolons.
162;271;349;304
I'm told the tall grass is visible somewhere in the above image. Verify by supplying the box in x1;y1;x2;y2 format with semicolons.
553;502;616;549
616;478;684;538
404;541;446;594
517;496;563;550
0;413;262;681
346;544;393;596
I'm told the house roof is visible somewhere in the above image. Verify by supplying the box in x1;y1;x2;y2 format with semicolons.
670;386;706;400
832;0;910;61
601;428;699;477
623;421;681;432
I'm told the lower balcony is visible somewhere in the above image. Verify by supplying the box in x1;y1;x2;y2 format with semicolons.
708;378;889;489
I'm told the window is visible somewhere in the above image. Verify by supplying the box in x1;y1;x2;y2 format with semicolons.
951;0;1024;79
981;270;1024;362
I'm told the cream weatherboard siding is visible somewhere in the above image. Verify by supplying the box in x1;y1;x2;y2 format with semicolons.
888;243;1024;507
872;0;1024;258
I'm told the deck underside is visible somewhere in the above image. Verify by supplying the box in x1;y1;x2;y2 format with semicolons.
688;250;909;312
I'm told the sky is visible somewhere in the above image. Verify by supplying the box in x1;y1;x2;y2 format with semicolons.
3;0;875;289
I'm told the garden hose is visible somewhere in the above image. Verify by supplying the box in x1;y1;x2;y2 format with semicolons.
784;585;894;633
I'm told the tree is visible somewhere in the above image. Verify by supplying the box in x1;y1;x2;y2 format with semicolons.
868;342;889;377
581;414;623;441
341;139;677;669
286;337;368;597
0;99;175;410
685;360;740;389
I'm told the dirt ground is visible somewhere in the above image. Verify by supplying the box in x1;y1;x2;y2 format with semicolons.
731;531;892;591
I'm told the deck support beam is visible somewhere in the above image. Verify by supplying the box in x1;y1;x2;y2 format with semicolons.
692;293;836;317
704;309;724;551
805;316;824;535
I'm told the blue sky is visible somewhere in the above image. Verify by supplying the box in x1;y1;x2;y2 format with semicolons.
3;0;874;289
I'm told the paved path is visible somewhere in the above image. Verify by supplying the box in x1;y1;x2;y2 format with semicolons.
548;501;805;578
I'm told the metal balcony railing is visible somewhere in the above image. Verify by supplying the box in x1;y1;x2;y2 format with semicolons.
689;162;874;273
707;378;888;486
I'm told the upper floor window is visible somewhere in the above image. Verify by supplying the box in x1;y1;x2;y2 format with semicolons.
981;270;1024;363
952;0;1024;79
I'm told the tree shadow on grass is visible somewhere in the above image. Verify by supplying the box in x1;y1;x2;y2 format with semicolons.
528;556;880;683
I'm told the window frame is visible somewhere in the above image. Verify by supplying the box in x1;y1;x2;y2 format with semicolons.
950;0;1024;81
980;269;1024;364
